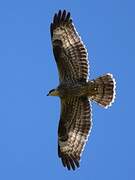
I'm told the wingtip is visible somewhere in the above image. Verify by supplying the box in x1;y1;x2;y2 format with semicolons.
51;10;72;38
65;12;71;22
60;153;80;171
63;9;67;16
52;10;71;25
53;13;57;24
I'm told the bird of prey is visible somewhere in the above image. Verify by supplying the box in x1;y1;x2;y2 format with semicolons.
47;10;116;170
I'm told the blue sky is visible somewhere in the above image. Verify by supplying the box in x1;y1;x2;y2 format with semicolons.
0;0;134;179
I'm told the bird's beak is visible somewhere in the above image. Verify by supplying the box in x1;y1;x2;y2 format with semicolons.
47;93;49;96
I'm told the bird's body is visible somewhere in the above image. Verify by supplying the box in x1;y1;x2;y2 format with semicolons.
48;10;116;170
57;81;92;97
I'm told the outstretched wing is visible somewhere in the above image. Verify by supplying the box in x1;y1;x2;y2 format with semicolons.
58;97;92;170
50;10;89;83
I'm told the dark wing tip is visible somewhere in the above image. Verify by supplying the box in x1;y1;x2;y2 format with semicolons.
53;10;71;24
60;153;80;171
50;10;71;38
65;12;70;22
53;13;57;24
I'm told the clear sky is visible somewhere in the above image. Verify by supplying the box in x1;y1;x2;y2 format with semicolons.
0;0;134;179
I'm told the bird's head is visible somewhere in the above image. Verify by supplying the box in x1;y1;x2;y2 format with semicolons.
47;88;59;96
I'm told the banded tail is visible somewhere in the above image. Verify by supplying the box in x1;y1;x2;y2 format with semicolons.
89;73;116;108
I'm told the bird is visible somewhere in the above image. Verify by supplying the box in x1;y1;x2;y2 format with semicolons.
47;10;116;170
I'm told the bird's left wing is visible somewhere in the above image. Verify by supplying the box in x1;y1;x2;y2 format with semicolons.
50;10;89;83
58;97;92;170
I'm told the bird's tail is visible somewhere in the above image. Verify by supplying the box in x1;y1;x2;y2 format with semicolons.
88;73;116;108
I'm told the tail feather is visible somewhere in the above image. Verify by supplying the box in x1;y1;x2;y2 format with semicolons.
90;73;116;108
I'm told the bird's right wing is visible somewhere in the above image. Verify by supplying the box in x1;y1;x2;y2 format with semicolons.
50;10;89;83
58;97;92;170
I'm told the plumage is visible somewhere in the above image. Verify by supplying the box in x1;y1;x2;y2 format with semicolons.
58;97;91;170
48;10;116;170
50;10;89;83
